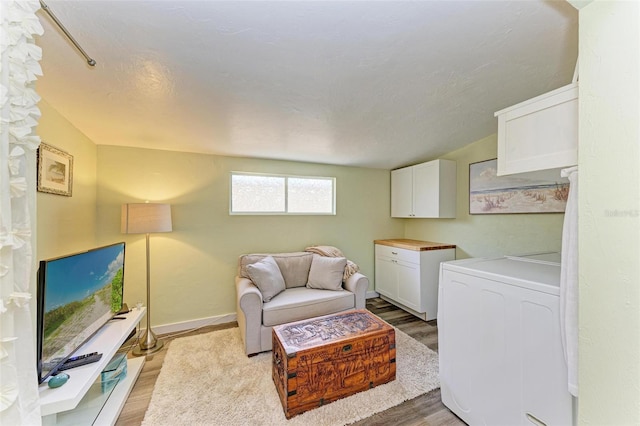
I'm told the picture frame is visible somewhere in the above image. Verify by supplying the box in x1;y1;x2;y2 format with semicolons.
469;158;568;214
37;142;73;196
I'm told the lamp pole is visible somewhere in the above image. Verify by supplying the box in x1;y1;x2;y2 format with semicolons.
133;232;164;355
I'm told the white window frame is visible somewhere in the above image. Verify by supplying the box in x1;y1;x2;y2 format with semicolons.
230;171;336;215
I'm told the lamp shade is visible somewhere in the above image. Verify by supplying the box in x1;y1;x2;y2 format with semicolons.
121;203;172;234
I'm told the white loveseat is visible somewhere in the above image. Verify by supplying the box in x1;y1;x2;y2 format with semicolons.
235;251;369;356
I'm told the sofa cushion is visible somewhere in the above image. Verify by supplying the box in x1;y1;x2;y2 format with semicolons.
262;287;354;327
306;255;347;290
239;252;312;288
245;256;285;303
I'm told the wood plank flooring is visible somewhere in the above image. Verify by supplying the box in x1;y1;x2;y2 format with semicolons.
114;298;465;426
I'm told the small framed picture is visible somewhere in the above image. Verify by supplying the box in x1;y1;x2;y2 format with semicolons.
37;143;73;196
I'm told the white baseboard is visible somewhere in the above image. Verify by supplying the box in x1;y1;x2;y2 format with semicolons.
153;313;237;336
150;294;379;336
366;290;380;299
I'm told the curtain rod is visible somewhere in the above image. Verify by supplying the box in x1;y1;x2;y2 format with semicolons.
39;0;96;67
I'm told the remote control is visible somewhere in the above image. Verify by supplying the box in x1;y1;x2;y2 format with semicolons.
66;352;98;362
58;353;103;371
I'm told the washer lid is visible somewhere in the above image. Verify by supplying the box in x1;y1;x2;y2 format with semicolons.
505;251;561;265
442;254;561;295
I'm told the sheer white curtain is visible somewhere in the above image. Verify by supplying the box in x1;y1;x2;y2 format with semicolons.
560;166;579;397
0;1;44;424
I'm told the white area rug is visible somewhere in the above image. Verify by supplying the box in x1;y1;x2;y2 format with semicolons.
142;326;439;425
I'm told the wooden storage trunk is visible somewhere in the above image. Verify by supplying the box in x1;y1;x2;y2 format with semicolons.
272;309;396;419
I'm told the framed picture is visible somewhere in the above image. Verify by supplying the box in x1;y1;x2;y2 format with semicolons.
469;159;568;214
37;143;73;196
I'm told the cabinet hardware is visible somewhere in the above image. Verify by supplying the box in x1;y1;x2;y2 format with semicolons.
526;413;547;426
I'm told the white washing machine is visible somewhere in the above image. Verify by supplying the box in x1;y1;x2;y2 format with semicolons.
438;253;574;426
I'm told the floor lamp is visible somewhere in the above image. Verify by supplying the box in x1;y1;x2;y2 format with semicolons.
121;203;172;356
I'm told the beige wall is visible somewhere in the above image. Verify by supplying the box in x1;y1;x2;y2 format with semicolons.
35;100;565;330
96;146;403;328
579;1;640;424
36;99;98;260
404;134;565;258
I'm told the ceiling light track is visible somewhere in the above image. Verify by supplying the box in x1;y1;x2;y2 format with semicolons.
39;0;96;67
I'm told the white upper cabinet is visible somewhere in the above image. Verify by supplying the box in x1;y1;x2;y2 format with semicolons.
495;82;578;176
391;159;456;218
391;166;413;217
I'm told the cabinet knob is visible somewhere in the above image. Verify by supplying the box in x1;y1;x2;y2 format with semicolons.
391;251;398;255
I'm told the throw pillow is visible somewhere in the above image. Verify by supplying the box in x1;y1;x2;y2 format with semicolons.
246;256;286;302
238;252;312;288
306;255;347;291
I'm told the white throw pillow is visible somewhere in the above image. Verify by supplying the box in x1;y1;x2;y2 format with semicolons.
306;255;347;291
246;256;286;302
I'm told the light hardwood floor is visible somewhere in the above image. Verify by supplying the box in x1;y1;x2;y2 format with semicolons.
114;298;465;426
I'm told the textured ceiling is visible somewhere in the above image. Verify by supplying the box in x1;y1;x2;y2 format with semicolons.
35;1;578;169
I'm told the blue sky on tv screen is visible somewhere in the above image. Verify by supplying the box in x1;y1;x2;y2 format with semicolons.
44;244;124;312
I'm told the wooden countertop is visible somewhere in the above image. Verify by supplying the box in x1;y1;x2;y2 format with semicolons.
374;239;456;251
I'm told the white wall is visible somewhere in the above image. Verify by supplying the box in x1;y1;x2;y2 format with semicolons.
579;1;640;424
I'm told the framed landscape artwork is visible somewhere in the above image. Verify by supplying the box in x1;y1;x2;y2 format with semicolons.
469;159;569;214
37;143;73;196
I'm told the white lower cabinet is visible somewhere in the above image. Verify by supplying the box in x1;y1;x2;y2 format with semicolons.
374;240;455;321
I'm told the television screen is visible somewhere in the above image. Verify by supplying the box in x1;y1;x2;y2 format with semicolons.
37;242;126;383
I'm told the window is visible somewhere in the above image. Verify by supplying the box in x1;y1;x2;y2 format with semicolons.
230;172;336;215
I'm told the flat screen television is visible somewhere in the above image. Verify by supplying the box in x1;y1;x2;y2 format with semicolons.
36;242;126;384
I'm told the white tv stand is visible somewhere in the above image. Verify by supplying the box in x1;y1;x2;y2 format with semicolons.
40;308;145;425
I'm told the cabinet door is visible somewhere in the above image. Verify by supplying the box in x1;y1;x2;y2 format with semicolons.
412;161;439;217
391;167;413;217
496;83;578;175
395;260;421;311
375;256;397;299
